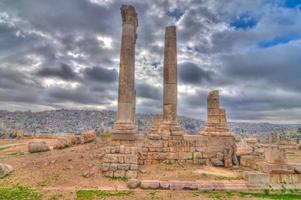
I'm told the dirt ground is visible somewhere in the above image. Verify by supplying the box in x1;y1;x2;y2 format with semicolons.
1;138;301;199
139;163;243;181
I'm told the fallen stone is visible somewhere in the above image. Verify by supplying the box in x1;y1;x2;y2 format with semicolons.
159;181;170;189
80;131;96;144
216;152;224;160
82;171;91;178
243;171;268;186
127;179;140;189
210;158;224;167
294;165;301;174
140;180;160;189
169;181;197;190
53;138;70;149
236;142;253;156
28;141;50;153
0;164;13;178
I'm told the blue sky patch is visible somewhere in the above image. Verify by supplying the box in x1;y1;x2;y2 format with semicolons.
230;14;257;30
167;8;184;21
258;35;301;48
283;0;301;8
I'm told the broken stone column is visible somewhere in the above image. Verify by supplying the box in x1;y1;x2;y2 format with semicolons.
112;5;138;140
163;26;178;125
260;145;293;175
264;145;286;164
201;90;232;136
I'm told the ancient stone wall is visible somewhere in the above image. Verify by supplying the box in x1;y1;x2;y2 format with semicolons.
101;133;237;178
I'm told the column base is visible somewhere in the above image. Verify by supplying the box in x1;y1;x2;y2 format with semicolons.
111;122;141;141
159;122;186;136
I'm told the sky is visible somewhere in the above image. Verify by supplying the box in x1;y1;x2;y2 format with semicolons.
0;0;301;124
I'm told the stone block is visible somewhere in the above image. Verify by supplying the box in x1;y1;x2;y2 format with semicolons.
193;152;203;160
147;134;162;140
109;164;118;171
124;155;138;164
103;171;114;177
130;164;139;170
127;179;140;189
197;181;214;191
240;155;261;170
167;152;179;160
0;164;13;178
117;164;130;170
159;181;170;189
28;141;50;153
236;142;253;156
101;163;110;172
124;146;132;154
126;170;138;179
103;154;117;163
264;145;286;164
114;170;126;177
119;145;125;154
140;180;160;189
131;147;138;154
210;158;223;167
269;174;301;184
244;171;268;186
145;140;164;148
179;152;192;160
169;181;198;190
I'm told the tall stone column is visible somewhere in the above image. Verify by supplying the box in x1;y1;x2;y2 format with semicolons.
163;26;178;125
112;5;138;140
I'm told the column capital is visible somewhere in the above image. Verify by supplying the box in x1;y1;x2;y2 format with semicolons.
121;5;138;27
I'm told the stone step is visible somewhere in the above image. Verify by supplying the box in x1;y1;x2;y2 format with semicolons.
138;180;248;191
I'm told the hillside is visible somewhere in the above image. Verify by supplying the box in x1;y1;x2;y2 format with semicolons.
0;110;300;138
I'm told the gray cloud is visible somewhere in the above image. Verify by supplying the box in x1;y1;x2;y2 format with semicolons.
0;0;301;123
83;66;117;83
136;83;162;100
36;63;77;80
179;62;213;85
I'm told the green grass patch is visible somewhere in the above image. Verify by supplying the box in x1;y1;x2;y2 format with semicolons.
238;192;301;200
76;190;133;200
98;132;111;138
0;186;42;200
193;191;301;200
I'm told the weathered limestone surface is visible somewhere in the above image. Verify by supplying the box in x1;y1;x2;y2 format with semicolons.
243;171;268;187
0;163;13;178
28;141;50;153
163;26;178;125
201;90;232;136
264;145;286;164
112;5;139;140
259;145;294;174
101;144;141;178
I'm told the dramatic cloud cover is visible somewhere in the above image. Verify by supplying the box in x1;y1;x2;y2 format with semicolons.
0;0;301;123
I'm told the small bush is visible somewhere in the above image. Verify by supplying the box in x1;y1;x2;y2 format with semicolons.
98;132;111;138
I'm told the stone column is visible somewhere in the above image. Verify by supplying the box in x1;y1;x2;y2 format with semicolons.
112;5;138;140
201;90;231;136
163;26;178;125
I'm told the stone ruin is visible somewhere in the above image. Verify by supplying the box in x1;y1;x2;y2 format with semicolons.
201;90;232;136
101;5;238;179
